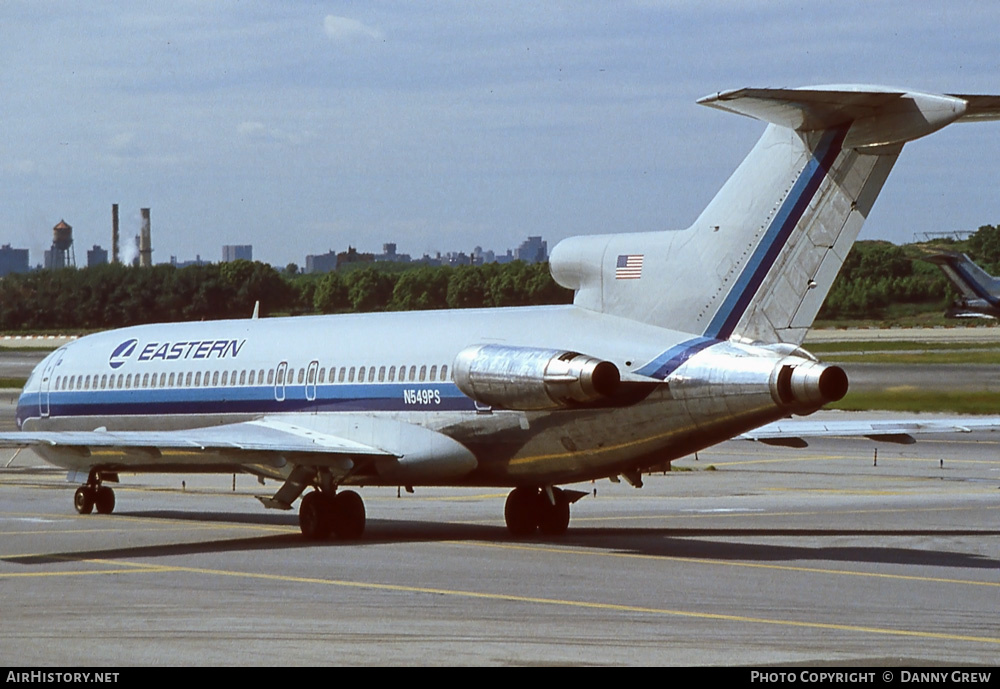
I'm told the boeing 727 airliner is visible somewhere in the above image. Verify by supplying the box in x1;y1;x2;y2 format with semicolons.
5;85;1000;540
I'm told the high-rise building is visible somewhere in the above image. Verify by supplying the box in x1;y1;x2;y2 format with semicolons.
0;244;29;276
222;245;253;262
87;245;108;267
516;236;547;263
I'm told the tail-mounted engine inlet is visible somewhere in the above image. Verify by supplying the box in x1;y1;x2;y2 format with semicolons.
454;344;620;411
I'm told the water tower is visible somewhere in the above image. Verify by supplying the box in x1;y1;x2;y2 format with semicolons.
47;219;75;269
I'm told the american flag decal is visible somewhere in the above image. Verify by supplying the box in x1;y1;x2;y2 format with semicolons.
615;254;644;279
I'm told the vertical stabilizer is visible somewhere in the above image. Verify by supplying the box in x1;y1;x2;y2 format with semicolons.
550;86;999;344
925;251;1000;317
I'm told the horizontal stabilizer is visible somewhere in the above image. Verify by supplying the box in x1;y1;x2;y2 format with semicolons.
698;86;983;149
947;94;1000;121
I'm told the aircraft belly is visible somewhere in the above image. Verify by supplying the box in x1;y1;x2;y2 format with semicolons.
449;387;786;485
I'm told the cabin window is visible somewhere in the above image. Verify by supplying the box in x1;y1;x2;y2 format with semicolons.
358;367;366;383
408;365;417;381
140;373;148;387
249;370;255;385
440;365;448;381
221;371;228;386
83;375;90;390
338;367;346;383
429;365;437;381
212;371;219;386
318;368;325;384
419;365;427;382
348;367;355;383
267;369;274;385
258;369;265;384
185;372;193;386
297;368;304;384
194;371;201;386
125;374;132;389
378;366;386;382
239;370;246;385
387;366;395;382
100;374;107;389
307;367;316;385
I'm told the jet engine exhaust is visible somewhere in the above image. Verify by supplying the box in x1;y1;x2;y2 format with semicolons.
772;360;848;410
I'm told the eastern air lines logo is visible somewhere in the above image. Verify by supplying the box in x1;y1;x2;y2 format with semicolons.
108;337;247;370
109;339;138;369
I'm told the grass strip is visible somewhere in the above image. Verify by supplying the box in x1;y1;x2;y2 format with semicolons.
830;389;1000;414
806;340;1000;353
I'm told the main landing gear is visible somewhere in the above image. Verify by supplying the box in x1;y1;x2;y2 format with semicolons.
73;471;116;515
504;486;573;537
298;489;366;541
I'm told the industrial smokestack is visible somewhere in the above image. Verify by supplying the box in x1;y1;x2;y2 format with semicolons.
111;204;119;264
139;208;152;267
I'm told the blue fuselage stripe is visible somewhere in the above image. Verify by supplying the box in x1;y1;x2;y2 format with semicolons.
635;336;717;380
705;128;847;340
18;383;471;426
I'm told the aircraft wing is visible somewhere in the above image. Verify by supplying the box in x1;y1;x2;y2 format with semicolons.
0;414;478;502
0;417;395;458
739;416;1000;447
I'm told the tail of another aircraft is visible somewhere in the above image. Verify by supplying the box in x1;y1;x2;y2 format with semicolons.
550;86;1000;344
925;251;1000;317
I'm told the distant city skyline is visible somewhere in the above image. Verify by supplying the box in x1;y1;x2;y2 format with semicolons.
0;231;550;273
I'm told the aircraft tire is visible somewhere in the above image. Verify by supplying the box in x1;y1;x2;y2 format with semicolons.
74;486;95;515
537;487;570;536
504;487;540;537
94;486;116;514
299;491;334;540
333;490;365;540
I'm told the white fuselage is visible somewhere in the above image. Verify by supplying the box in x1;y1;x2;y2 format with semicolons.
16;304;802;487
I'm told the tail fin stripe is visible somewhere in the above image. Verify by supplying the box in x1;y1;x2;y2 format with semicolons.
949;260;1000;305
704;127;847;340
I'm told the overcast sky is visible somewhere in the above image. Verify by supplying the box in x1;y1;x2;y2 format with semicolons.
2;2;998;267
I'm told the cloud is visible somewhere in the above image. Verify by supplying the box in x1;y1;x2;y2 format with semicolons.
323;15;383;41
237;121;312;146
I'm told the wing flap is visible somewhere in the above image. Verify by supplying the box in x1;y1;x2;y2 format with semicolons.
0;418;397;469
740;416;1000;446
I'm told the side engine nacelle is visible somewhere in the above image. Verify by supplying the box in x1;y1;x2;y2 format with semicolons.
453;344;621;411
770;358;848;412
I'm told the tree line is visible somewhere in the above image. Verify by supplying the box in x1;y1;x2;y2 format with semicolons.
818;224;1000;320
2;224;998;331
0;259;571;331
